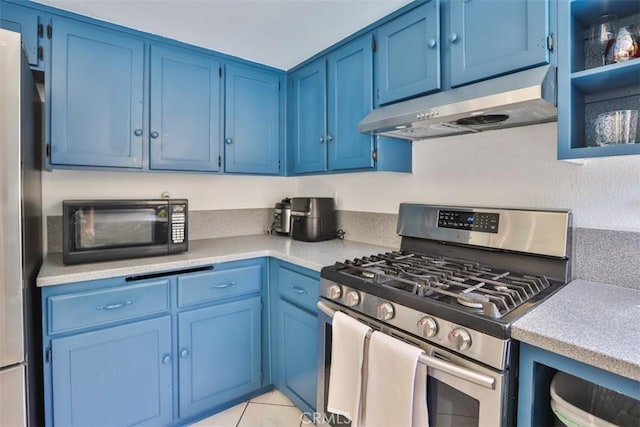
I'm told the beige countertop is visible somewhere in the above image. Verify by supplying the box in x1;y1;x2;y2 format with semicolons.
37;234;395;287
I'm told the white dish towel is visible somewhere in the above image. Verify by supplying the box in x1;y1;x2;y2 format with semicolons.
327;311;372;426
362;331;429;427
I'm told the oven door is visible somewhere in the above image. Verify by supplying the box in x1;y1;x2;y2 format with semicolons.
62;200;171;264
316;300;510;427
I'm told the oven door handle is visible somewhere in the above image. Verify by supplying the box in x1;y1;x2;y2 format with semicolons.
317;301;496;390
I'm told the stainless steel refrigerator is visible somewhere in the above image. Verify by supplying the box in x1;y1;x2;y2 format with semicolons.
0;28;43;426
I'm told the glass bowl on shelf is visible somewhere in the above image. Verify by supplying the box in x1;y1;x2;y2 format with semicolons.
592;110;639;146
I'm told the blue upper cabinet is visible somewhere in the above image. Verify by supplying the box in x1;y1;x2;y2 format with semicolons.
289;60;328;174
0;1;46;69
557;0;640;159
49;17;144;168
375;0;440;105
224;63;282;175
149;44;222;172
289;34;397;174
448;0;549;87
327;35;375;171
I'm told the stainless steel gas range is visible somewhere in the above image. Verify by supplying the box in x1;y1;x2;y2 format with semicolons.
316;203;572;427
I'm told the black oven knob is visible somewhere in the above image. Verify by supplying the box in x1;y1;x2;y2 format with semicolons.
449;328;472;351
326;284;342;300
345;290;361;307
417;317;438;338
376;302;394;321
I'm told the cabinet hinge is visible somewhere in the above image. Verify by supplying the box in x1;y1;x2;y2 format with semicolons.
372;39;377;53
38;46;44;61
278;81;281;91
217;156;222;168
372;149;378;162
46;143;51;158
37;23;44;38
46;24;52;39
260;301;264;312
219;67;222;78
547;33;555;52
45;347;51;363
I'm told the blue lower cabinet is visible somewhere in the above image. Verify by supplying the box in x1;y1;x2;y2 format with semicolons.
517;343;640;427
51;316;173;426
278;300;318;413
178;296;262;419
270;260;319;413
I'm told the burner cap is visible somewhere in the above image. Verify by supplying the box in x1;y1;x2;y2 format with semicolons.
457;292;489;309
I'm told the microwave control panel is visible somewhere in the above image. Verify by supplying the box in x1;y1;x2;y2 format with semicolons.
171;203;187;244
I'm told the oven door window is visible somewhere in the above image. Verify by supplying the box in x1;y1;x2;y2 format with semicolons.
428;377;479;426
72;206;168;250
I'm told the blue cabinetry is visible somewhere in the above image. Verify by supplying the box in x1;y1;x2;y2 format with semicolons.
149;44;222;172
49;17;145;168
42;258;267;426
557;0;640;159
517;343;640;427
270;260;319;413
0;1;47;69
224;63;282;175
447;0;549;87
178;297;262;418
375;0;440;105
51;316;173;426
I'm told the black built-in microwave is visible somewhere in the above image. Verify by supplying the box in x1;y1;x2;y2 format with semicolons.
62;199;188;265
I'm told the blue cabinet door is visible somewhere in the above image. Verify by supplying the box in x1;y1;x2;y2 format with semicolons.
289;60;327;174
376;0;441;105
327;35;375;171
277;300;318;413
225;63;281;174
0;2;44;68
178;296;262;418
149;45;222;171
50;316;173;426
49;18;144;168
448;0;549;87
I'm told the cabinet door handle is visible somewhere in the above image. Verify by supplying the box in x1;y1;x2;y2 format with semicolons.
225;137;233;145
180;349;190;358
150;131;159;139
326;134;334;142
449;32;459;43
212;281;236;289
162;354;172;365
319;136;325;144
96;300;132;310
428;38;437;49
133;129;143;137
292;286;307;295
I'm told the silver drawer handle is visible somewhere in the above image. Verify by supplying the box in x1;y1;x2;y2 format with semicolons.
292;286;307;295
97;300;133;310
213;281;236;289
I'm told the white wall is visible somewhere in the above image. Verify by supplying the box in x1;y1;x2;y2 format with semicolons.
42;122;640;234
297;123;640;232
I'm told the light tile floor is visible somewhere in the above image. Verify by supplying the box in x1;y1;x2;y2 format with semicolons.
191;389;313;427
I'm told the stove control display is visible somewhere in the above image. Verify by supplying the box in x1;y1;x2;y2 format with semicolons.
438;210;499;233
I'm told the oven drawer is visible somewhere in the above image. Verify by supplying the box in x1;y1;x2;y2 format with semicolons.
47;280;170;334
277;266;319;312
178;264;261;307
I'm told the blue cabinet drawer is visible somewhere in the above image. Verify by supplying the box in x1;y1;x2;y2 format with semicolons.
47;280;170;334
277;267;319;313
178;264;261;307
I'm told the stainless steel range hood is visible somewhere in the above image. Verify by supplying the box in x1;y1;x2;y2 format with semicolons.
359;65;557;141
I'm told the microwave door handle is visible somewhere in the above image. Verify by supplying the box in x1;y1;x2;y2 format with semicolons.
317;301;496;390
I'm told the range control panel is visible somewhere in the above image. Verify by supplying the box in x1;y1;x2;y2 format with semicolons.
438;210;499;233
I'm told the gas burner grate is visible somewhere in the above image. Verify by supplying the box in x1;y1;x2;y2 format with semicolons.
335;251;551;318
